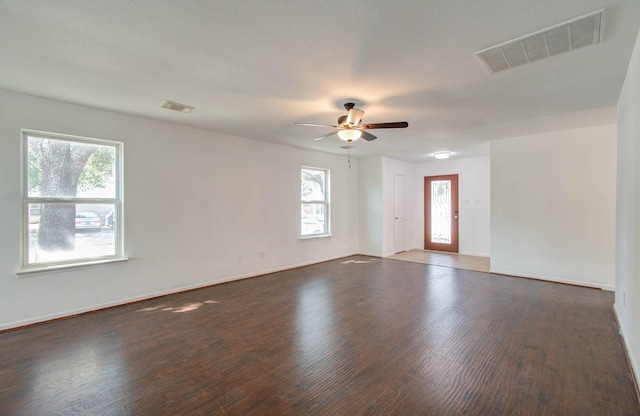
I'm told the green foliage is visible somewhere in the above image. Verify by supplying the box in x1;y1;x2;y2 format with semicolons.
28;145;114;194
27;149;42;193
77;146;115;192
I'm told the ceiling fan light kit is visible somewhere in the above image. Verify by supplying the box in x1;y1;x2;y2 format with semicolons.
337;129;363;142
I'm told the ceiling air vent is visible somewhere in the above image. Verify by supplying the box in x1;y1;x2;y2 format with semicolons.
160;100;195;113
475;9;603;74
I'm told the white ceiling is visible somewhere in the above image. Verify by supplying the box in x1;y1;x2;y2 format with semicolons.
1;0;639;162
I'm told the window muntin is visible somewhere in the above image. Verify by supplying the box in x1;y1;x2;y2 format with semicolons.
301;167;329;237
21;130;123;269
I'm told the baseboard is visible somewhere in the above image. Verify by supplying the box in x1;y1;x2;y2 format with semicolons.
358;251;384;257
489;268;615;291
459;251;490;258
613;303;640;402
384;246;422;256
411;248;490;258
0;252;360;332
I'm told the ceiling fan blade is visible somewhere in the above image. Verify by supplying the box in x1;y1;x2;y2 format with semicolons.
295;122;340;128
360;121;409;129
313;131;339;141
346;108;364;126
361;131;377;141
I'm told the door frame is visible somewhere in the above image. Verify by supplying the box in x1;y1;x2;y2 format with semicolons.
424;174;459;253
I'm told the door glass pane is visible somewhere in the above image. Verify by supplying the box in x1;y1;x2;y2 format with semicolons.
431;180;451;244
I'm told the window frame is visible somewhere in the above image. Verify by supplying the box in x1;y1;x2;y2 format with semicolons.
19;129;125;274
300;166;331;239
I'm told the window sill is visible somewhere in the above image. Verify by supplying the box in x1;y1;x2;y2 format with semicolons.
300;234;332;240
16;257;129;278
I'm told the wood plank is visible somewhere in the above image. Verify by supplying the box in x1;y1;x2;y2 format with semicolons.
0;256;637;415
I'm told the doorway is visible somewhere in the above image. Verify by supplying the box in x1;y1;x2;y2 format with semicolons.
424;174;459;253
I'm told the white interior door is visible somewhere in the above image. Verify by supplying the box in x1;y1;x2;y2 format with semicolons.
394;174;407;253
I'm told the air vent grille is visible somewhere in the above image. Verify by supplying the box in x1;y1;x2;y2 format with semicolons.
160;100;195;113
476;10;603;74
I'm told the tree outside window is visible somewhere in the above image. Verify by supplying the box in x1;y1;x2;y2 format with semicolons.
22;131;123;268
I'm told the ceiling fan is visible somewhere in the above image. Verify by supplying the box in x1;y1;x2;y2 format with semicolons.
295;102;408;142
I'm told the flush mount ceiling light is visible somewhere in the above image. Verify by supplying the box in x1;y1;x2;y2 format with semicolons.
337;129;363;142
433;151;453;159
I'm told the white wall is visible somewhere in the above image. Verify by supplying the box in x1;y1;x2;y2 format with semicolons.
413;155;491;257
357;157;383;256
615;28;640;388
491;124;617;290
0;89;359;330
357;156;416;257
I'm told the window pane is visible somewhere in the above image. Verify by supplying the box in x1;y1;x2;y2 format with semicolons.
301;203;326;236
27;135;116;198
22;131;122;270
27;203;115;265
301;168;325;201
430;180;451;244
300;167;329;237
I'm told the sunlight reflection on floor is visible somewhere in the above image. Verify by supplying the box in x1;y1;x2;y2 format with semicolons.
341;259;377;264
136;300;218;313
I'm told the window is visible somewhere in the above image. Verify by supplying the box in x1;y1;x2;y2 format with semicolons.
21;130;123;270
301;167;330;237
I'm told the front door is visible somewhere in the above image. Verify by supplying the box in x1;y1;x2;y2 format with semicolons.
424;175;459;253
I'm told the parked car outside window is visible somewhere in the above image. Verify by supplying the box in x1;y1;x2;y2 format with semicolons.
302;222;324;235
75;211;101;231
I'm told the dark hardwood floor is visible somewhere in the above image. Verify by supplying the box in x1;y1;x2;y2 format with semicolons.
1;256;638;415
